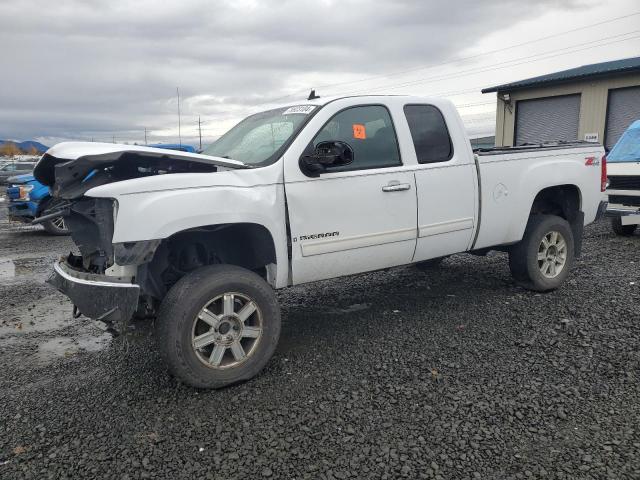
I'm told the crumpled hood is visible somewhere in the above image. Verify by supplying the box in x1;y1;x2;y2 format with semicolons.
33;141;248;199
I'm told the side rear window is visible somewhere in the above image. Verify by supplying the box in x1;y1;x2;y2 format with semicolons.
311;105;401;172
403;105;453;163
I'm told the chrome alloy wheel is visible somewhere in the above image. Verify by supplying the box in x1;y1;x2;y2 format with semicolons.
537;230;567;279
191;292;263;369
52;216;66;230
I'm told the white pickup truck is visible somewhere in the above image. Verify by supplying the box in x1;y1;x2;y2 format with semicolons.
35;95;607;388
605;119;640;235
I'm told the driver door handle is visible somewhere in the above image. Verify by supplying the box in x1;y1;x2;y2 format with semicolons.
382;182;411;192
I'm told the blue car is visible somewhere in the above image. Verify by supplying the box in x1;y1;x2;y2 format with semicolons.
6;173;69;235
147;143;197;153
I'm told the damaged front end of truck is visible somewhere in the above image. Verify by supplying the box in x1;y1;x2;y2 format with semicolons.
34;142;246;330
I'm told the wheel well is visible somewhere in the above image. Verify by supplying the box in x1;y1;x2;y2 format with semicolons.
530;185;581;222
139;223;277;300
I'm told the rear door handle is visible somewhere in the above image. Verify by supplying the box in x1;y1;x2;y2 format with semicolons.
382;183;411;192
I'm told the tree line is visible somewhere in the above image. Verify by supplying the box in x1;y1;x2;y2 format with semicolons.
0;142;41;157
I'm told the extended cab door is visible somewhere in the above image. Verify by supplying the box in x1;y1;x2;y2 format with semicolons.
403;104;478;261
284;103;417;285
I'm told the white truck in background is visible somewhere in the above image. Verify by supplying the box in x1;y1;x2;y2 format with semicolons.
605;119;640;235
34;95;607;388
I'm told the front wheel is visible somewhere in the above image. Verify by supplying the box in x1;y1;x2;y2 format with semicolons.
155;264;281;389
509;214;574;292
611;217;637;236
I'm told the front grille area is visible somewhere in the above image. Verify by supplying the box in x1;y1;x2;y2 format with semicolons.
608;176;640;191
608;195;640;207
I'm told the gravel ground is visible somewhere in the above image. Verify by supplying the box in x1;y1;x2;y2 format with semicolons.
0;212;639;480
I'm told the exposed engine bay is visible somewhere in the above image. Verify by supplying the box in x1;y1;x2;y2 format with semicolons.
34;149;223;275
64;198;116;272
34;150;222;199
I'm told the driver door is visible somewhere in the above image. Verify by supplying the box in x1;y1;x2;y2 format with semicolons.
284;104;417;285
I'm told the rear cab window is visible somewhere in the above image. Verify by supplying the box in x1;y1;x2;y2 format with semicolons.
403;104;453;164
311;105;402;172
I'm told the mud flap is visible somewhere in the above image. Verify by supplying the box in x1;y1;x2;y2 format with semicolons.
570;211;585;258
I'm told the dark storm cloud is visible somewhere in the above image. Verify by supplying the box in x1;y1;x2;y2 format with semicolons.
0;0;582;143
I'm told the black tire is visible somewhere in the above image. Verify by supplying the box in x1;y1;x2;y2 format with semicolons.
40;199;70;236
155;264;281;389
415;256;445;271
508;214;574;292
611;217;637;236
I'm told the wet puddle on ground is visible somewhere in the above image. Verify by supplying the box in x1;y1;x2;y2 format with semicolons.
1;295;113;365
36;332;112;363
0;258;16;279
0;256;52;283
0;294;75;335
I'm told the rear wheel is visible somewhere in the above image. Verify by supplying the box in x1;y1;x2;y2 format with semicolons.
611;217;637;236
509;214;574;292
155;264;281;389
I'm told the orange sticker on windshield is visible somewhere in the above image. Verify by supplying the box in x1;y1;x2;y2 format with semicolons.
352;124;366;139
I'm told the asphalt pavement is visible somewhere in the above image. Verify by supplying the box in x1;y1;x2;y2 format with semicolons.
0;212;639;479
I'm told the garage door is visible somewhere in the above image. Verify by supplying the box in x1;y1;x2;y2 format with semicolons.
515;94;581;146
605;86;640;150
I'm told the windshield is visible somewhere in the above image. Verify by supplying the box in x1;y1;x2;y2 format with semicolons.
608;121;640;163
202;105;318;166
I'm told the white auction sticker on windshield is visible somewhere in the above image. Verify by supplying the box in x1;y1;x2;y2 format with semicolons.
282;105;317;115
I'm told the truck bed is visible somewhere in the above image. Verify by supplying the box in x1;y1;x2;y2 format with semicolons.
472;142;605;250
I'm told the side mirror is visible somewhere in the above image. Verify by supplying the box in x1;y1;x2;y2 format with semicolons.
299;141;354;177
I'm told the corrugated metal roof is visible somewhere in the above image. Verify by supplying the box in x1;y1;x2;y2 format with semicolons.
482;56;640;93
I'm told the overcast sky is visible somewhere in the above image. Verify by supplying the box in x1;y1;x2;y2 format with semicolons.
1;0;639;147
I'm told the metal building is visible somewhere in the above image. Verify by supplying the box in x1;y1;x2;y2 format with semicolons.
482;56;640;150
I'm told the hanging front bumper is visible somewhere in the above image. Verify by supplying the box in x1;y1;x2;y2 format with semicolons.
48;258;140;324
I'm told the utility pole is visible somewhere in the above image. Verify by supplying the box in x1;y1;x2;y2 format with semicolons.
112;135;115;144
177;87;182;147
144;127;148;145
198;116;202;151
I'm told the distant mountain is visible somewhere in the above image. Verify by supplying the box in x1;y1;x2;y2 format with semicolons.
18;140;49;153
0;140;49;153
